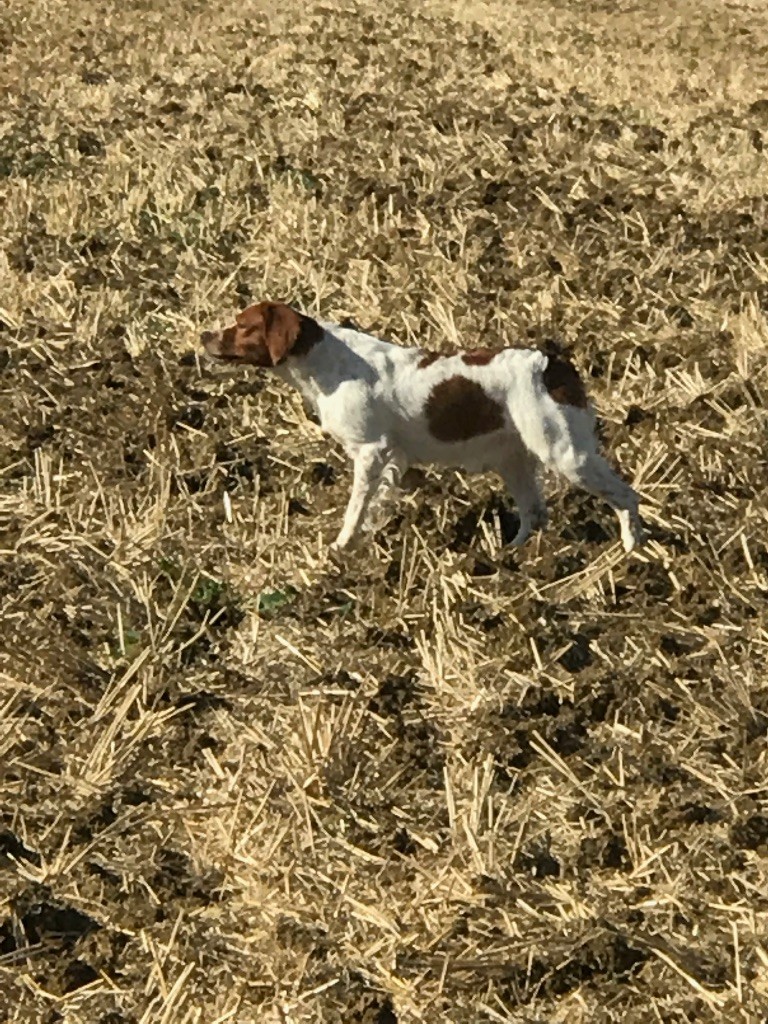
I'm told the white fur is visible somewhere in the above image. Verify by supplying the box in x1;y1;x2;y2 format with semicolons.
269;321;644;554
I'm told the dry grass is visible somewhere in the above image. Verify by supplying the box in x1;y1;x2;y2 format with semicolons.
2;0;768;1020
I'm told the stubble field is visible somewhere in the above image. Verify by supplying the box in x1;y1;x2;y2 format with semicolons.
2;0;768;1020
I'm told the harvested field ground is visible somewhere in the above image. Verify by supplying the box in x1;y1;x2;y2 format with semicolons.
2;0;768;1020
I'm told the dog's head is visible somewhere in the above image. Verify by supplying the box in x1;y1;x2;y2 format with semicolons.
200;301;322;367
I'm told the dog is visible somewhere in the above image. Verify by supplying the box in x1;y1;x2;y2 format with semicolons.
201;301;645;554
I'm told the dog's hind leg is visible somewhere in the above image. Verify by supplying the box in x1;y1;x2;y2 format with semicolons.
498;449;548;547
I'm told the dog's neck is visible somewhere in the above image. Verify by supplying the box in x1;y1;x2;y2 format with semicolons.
275;322;381;414
274;323;338;406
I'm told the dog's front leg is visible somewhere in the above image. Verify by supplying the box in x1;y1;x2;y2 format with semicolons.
330;442;389;553
362;449;409;533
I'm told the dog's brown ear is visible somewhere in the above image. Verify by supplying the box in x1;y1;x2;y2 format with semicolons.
261;302;322;364
261;303;302;365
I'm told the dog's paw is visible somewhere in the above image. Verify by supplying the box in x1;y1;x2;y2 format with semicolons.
508;529;531;548
621;518;647;553
328;539;348;562
622;528;647;554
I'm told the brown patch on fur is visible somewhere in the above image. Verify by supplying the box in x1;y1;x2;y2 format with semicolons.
461;349;498;366
420;348;500;368
418;351;440;368
425;375;505;442
542;355;588;408
201;302;322;367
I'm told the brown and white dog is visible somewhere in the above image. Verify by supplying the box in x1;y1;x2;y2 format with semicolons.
201;301;644;554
